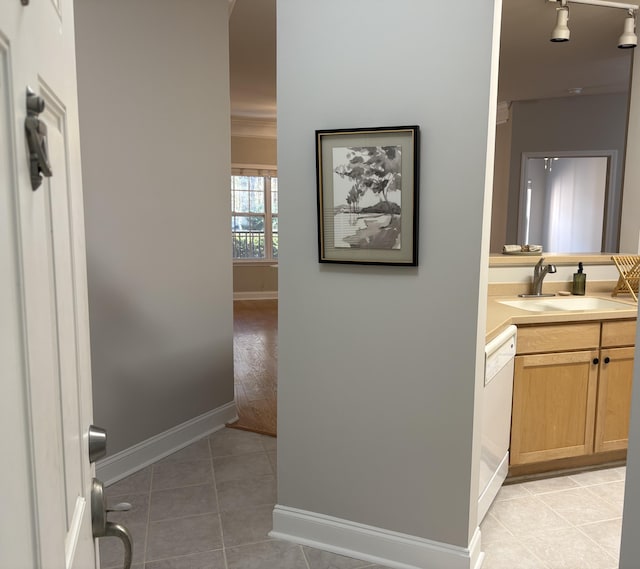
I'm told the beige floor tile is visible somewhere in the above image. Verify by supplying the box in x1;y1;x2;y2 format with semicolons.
494;483;531;501
489;496;570;536
209;428;267;457
213;452;273;483
520;475;580;495
225;540;307;569
538;487;621;526
569;466;626;487
521;526;617;569
261;435;277;451
267;450;277;472
302;545;373;569
151;458;214;490
481;536;548;569
149;483;218;521
99;429;627;569
578;518;623;559
216;474;277;512
480;512;514;546
106;466;152;496
220;504;274;548
146;513;223;561
586;481;626;510
144;550;226;569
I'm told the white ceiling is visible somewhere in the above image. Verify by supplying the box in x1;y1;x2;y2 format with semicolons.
229;0;276;119
499;0;633;101
228;0;633;121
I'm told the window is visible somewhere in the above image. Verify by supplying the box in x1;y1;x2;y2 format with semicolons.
231;169;278;260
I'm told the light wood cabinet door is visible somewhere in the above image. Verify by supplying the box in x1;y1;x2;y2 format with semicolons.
511;350;599;465
595;346;635;452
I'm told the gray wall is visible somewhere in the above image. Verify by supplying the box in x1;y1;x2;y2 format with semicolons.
505;93;629;249
490;120;513;252
620;52;640;253
75;0;234;454
277;0;498;549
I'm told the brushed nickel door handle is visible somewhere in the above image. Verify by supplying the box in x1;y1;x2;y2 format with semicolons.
91;478;133;569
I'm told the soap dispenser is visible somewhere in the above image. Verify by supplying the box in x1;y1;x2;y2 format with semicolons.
572;262;586;295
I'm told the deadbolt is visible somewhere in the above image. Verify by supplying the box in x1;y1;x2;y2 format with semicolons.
88;425;107;463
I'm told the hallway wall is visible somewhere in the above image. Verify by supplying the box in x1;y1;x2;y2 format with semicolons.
75;0;234;454
276;0;500;561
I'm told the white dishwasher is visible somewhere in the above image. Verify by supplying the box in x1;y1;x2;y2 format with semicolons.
478;325;517;525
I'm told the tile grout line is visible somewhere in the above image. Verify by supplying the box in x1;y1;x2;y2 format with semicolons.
582;481;627;508
495;492;561;569
209;436;230;569
300;544;312;569
537;485;623;531
572;523;621;564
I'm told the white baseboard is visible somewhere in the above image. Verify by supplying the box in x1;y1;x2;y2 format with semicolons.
96;402;238;486
270;505;484;569
233;291;278;300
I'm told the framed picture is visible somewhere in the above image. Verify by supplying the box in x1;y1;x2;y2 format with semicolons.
316;125;419;266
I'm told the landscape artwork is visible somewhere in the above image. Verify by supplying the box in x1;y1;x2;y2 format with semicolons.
332;145;402;250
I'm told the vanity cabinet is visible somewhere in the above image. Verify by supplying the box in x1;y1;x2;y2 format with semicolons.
510;320;636;470
595;320;636;452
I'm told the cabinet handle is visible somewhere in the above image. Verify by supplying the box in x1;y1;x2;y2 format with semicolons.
604;357;611;364
593;358;599;365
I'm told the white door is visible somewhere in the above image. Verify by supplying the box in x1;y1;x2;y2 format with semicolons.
0;0;98;568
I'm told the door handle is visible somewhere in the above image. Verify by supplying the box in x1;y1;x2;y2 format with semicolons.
91;478;133;569
25;87;53;191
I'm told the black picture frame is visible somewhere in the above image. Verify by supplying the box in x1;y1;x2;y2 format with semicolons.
316;125;419;266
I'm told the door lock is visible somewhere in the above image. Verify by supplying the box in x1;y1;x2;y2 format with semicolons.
91;478;133;569
88;425;107;463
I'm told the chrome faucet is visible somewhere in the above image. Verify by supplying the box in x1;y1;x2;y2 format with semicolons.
519;258;557;297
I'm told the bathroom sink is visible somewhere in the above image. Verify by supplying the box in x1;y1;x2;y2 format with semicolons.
498;297;635;313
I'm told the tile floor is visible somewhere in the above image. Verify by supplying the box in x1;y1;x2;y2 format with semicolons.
481;466;625;569
100;427;391;569
101;427;625;569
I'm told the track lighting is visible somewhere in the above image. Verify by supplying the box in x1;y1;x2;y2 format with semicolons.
548;0;638;49
551;1;571;42
618;10;638;48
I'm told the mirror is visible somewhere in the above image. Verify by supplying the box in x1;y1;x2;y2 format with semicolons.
490;0;633;254
518;152;616;253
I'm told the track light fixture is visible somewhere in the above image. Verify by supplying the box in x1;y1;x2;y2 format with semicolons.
551;0;571;42
618;9;638;48
547;0;639;49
